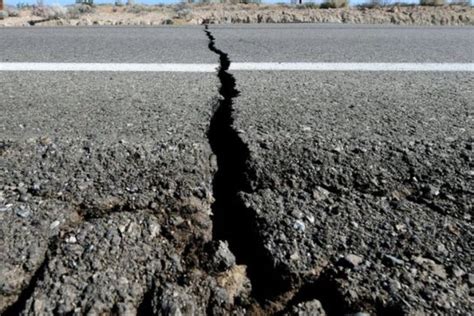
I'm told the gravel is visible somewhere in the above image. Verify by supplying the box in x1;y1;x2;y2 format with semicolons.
227;71;473;314
0;72;250;314
1;26;472;315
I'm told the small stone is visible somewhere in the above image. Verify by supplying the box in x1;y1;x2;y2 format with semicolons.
414;256;447;279
77;182;90;191
290;252;300;261
19;194;30;202
148;222;160;239
118;224;127;233
30;182;41;194
291;299;326;316
171;215;184;226
15;206;31;218
312;186;330;201
16;184;27;194
126;185;138;193
65;235;77;244
395;223;406;232
0;204;12;212
389;279;402;292
383;254;404;266
436;243;447;254
467;273;474;286
401;271;415;285
50;220;60;229
423;184;440;198
341;254;364;268
332;144;344;153
451;266;465;278
212;241;236;271
291;210;303;219
293;220;306;232
39;136;53;146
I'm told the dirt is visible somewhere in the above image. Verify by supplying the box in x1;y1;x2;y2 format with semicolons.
0;4;472;27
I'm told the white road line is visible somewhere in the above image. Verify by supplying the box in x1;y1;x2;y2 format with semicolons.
0;63;218;72
0;62;473;72
230;62;474;72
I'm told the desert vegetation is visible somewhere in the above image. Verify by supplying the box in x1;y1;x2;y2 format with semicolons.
0;0;472;25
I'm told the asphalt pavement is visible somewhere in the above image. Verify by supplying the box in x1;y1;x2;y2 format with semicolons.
210;24;474;63
1;28;224;314
229;71;473;314
0;26;215;63
0;25;473;315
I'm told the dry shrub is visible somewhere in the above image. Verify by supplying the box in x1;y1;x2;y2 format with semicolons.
449;0;470;5
320;0;349;8
67;4;94;19
296;2;320;9
5;6;20;17
359;0;392;7
173;3;192;19
420;0;445;5
32;4;67;19
126;4;155;14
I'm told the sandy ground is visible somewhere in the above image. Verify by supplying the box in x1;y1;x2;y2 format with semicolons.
0;4;473;26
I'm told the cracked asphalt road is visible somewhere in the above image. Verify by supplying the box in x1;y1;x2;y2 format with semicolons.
1;25;473;315
230;72;473;314
0;71;224;314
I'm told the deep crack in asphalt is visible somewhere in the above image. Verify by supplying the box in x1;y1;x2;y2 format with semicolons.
203;26;367;315
2;239;54;316
204;25;295;309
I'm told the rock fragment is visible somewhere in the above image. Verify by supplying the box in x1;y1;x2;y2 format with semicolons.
340;254;364;268
290;299;326;316
211;241;236;272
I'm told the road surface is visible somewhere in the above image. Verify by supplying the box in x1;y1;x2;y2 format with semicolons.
0;25;473;315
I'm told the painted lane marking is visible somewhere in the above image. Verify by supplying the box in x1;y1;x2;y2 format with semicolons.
0;63;218;72
230;62;474;72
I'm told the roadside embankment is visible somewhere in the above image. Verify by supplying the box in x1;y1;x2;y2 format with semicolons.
0;4;472;26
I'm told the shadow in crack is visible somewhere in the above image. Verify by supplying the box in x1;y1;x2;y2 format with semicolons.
2;244;52;315
284;271;350;316
204;24;291;304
